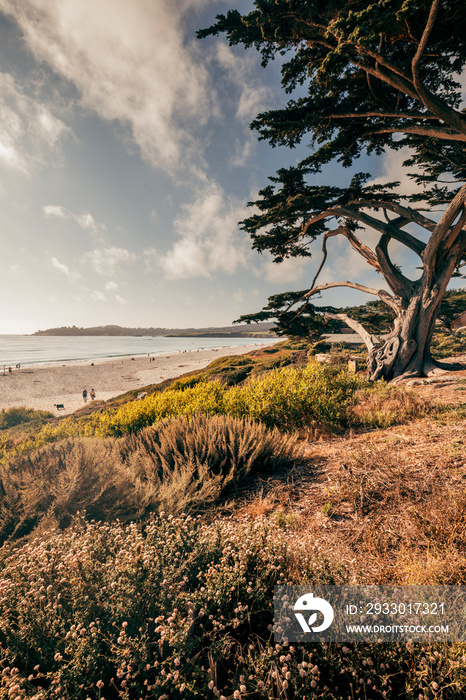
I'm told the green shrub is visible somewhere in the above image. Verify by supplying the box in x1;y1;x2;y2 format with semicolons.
206;355;255;385
0;406;53;430
169;374;202;390
224;362;362;430
431;329;466;358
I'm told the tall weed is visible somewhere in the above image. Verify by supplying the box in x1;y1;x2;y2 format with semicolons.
0;415;299;543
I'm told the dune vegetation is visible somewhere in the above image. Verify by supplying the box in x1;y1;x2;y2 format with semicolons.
0;342;466;698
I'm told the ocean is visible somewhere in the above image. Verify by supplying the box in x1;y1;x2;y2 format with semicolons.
0;335;277;369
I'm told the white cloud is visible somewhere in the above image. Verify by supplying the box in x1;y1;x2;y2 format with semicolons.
214;43;273;123
368;147;423;199
143;248;158;273
0;0;214;173
159;182;250;279
43;204;68;218
43;205;106;239
85;246;137;276
91;290;106;301
105;281;119;291
75;212;106;236
115;294;127;304
263;256;311;285
50;256;81;280
0;72;68;174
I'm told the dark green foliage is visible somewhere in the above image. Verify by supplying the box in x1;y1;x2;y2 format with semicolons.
0;406;53;430
437;288;466;329
199;0;466;183
201;1;466;379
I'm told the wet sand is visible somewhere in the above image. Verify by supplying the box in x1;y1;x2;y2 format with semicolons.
0;344;268;416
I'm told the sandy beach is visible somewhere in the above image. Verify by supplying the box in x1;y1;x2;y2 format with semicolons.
0;344;268;416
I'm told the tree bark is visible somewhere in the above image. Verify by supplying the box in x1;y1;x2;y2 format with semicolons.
367;289;438;381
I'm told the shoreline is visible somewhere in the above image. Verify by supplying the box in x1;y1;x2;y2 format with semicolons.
0;343;271;416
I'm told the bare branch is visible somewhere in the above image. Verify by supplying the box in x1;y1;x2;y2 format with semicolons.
298;205;426;256
360;46;414;83
367;125;466;141
411;0;440;75
336;206;426;255
376;234;414;300
309;228;343;290
349;59;419;101
301;281;398;314
423;184;466;266
410;0;466;136
310;226;381;292
324;313;380;352
441;210;466;254
350;200;437;233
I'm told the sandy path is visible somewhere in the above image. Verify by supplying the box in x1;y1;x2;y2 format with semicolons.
0;344;268;416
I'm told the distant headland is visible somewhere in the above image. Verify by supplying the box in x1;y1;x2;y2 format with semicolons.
32;323;276;338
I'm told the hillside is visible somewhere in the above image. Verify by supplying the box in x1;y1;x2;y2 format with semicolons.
0;345;465;698
32;322;276;337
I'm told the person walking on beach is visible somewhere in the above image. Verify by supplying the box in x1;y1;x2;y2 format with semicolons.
82;388;88;403
90;388;96;401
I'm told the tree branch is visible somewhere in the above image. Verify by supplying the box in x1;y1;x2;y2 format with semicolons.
324;313;380;351
423;184;466;266
336;206;426;255
376;234;414;300
325;112;437;120
350;200;437;233
360;46;414;83
309;228;343;290
298;205;426;256
367;125;466;141
411;0;466;136
300;281;398;314
310;226;381;293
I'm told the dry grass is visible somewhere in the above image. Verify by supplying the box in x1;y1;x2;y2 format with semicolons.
0;414;300;544
348;382;430;428
232;399;466;585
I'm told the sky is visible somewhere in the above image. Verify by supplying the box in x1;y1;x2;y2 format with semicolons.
0;0;461;334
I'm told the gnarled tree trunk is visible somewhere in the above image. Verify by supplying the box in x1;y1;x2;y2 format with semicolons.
367;287;441;381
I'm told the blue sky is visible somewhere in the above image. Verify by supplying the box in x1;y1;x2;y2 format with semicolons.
0;0;456;334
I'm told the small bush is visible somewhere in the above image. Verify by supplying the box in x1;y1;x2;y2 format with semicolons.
224;362;362;430
349;382;429;428
0;438;151;543
119;414;299;514
169;374;202;390
0;415;299;543
0;406;53;430
431;329;466;358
